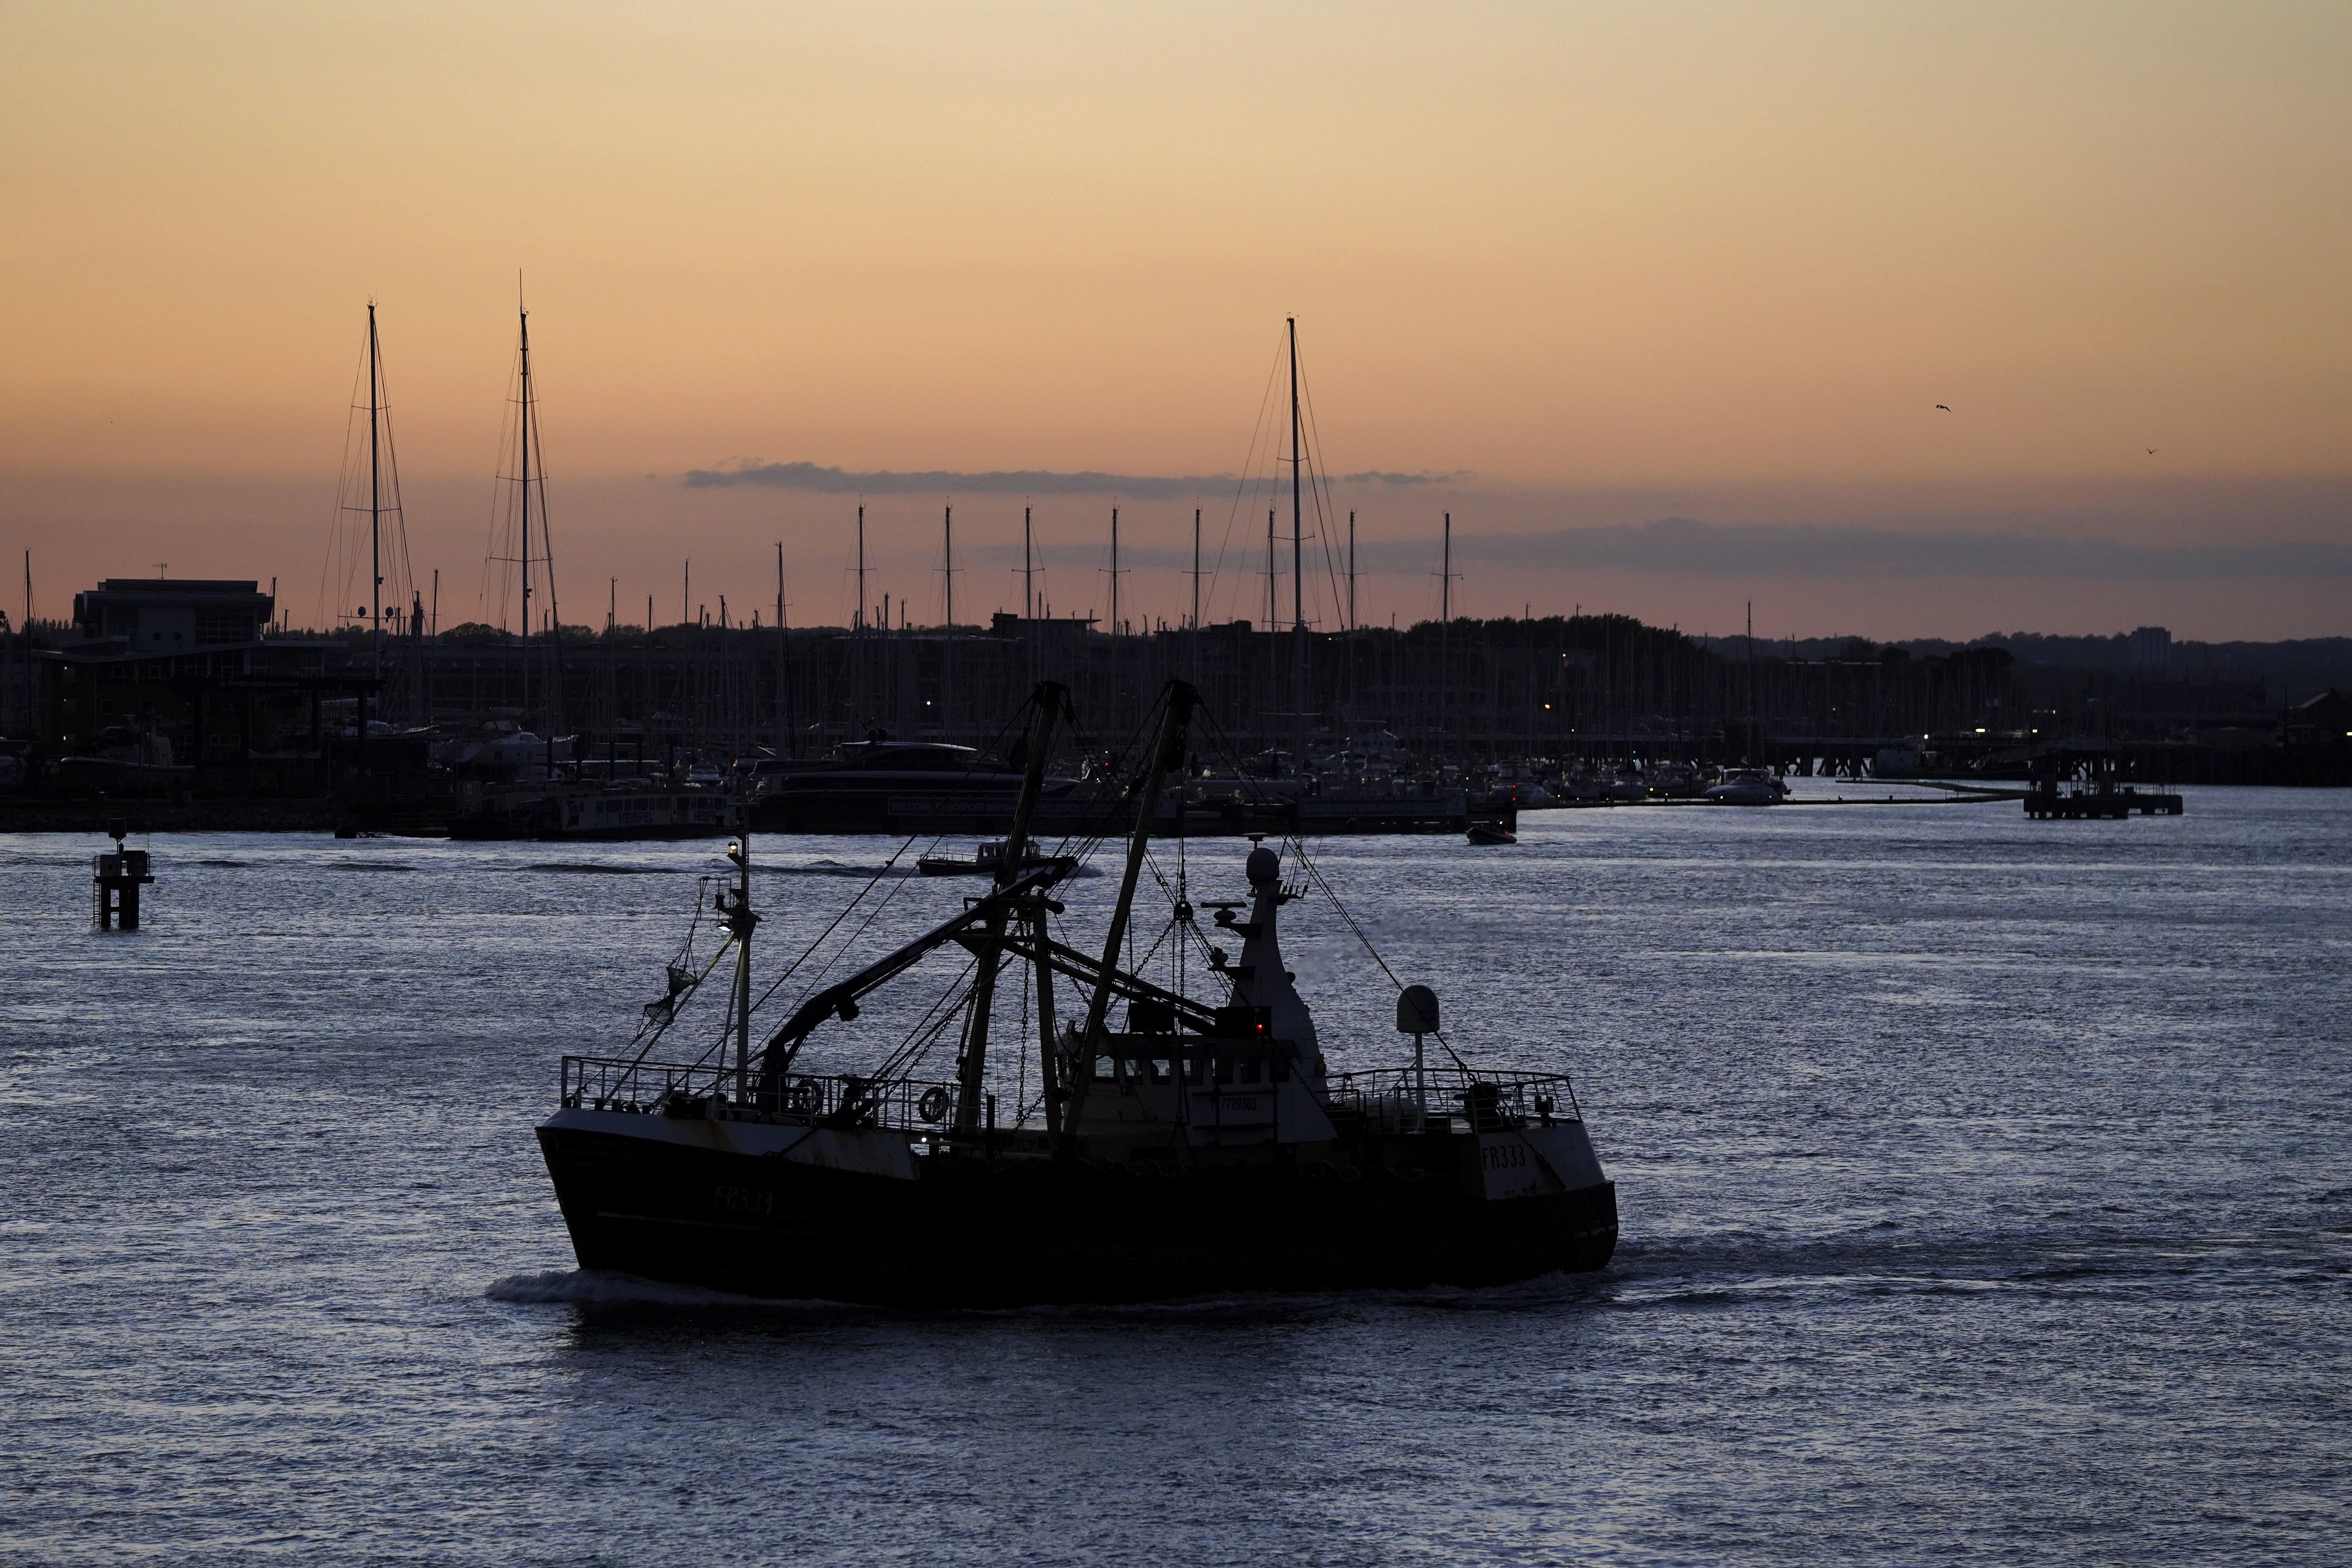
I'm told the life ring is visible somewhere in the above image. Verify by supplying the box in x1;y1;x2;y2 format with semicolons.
917;1085;951;1123
787;1077;824;1113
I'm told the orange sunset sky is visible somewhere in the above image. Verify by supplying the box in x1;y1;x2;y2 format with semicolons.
5;2;2348;642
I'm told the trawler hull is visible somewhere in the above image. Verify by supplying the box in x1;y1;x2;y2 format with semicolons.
536;1111;1617;1307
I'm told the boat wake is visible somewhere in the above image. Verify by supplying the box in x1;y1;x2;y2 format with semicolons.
484;1269;825;1309
524;863;673;875
774;861;915;878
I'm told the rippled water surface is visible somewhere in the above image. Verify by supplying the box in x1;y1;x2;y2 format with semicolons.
4;788;2348;1565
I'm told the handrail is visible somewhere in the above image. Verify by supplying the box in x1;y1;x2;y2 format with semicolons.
562;1055;964;1133
1323;1066;1583;1130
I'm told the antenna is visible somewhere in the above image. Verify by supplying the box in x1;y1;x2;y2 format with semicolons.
1022;504;1035;621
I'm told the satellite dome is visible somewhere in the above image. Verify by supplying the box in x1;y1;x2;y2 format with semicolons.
1246;846;1280;887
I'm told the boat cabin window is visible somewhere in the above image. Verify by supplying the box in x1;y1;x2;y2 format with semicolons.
1146;1059;1170;1083
1182;1056;1203;1085
1239;1058;1261;1085
1214;1057;1234;1085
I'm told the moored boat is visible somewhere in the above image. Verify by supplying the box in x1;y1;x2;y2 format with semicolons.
915;839;1081;877
1704;766;1788;805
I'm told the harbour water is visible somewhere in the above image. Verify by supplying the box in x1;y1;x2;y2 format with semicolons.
4;786;2347;1564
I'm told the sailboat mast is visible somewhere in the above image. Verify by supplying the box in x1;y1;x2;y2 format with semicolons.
942;505;953;630
367;302;382;687
1289;317;1305;780
1022;506;1034;620
1191;507;1201;632
518;299;533;726
790;543;800;757
1440;511;1452;759
1109;507;1120;638
1347;511;1356;634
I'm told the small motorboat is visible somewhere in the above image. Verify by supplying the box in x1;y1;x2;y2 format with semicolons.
916;839;1080;878
1703;767;1788;806
1466;820;1517;846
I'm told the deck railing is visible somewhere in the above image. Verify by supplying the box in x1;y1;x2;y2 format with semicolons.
560;1055;962;1132
1322;1067;1582;1131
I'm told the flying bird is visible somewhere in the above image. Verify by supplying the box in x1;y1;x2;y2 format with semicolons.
1935;403;1951;412
2147;448;2158;455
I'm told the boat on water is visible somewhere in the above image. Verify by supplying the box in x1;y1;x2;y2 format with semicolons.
746;740;1074;834
535;680;1617;1307
1704;767;1788;806
915;839;1082;878
448;781;746;840
1466;820;1517;846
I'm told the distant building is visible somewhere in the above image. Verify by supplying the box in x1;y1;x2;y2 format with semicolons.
2282;688;2352;747
2128;625;2172;670
73;579;274;649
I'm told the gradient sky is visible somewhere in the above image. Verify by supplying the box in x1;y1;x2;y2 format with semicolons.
5;2;2348;641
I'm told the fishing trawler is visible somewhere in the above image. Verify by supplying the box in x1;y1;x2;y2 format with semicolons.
535;682;1615;1307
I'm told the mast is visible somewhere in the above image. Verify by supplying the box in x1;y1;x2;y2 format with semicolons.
942;504;954;630
790;543;800;757
1440;511;1453;760
931;505;941;748
518;299;532;726
723;831;758;1100
368;302;382;687
1265;508;1276;633
1289;316;1305;780
1347;510;1357;634
1062;680;1197;1143
953;682;1064;1135
1191;507;1201;632
1022;505;1035;619
1109;507;1120;637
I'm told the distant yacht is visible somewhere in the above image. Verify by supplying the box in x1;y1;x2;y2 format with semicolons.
1704;767;1788;806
